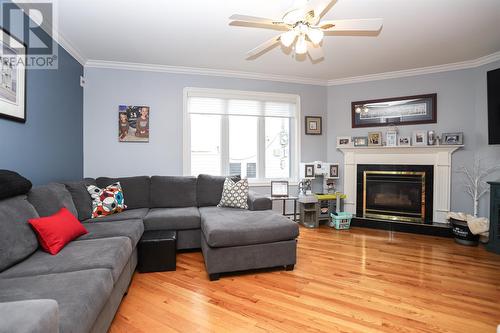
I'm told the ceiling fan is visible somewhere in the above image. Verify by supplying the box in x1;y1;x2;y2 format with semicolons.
229;0;383;61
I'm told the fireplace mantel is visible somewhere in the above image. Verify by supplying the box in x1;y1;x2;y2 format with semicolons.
338;145;463;223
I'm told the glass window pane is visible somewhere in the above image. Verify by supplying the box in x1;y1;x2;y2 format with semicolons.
190;114;221;176
229;115;258;178
265;117;290;179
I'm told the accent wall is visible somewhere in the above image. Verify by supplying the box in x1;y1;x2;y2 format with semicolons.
0;1;84;185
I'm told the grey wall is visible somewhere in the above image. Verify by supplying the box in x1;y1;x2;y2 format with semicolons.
0;1;84;185
327;61;500;217
83;68;327;178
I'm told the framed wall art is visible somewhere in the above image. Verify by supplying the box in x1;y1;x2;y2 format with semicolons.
352;94;437;128
336;136;352;147
271;181;289;197
368;132;382;146
305;116;322;135
119;105;150;142
441;132;463;145
399;136;411;147
304;164;315;178
412;130;427;146
353;136;368;147
0;28;27;123
329;163;339;179
386;131;398;147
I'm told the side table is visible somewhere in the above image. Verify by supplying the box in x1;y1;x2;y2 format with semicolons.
268;196;298;221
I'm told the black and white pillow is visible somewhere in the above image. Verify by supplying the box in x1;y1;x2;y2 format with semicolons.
217;178;249;209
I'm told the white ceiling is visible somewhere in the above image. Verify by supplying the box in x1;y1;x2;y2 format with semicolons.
52;0;500;81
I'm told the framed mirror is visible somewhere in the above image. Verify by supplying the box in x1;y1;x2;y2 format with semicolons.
351;94;436;128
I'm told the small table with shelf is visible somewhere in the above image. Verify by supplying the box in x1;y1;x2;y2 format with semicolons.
268;196;298;221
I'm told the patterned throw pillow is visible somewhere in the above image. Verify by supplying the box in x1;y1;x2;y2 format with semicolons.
87;182;126;218
217;178;249;209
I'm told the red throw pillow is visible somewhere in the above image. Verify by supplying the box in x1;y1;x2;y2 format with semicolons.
28;207;88;255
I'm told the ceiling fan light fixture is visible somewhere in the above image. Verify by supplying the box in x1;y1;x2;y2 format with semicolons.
295;35;307;55
280;30;297;48
307;28;324;45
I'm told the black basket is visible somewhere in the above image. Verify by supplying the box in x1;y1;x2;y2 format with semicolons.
450;218;479;246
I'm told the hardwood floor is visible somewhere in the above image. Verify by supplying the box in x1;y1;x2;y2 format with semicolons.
110;226;500;333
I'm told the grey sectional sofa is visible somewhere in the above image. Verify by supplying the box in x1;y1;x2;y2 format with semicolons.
0;174;299;333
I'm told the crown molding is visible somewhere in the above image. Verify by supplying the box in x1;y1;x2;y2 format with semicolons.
54;31;87;65
85;60;328;86
86;50;500;87
12;1;87;65
327;51;500;86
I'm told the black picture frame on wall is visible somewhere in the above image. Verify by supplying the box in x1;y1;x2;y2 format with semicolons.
351;94;437;128
0;27;27;123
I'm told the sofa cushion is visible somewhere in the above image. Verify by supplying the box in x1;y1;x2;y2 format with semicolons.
196;174;240;207
199;207;299;248
0;170;32;200
144;207;201;231
96;176;150;209
217;178;249;209
87;182;126;218
78;219;144;248
29;207;88;255
150;176;197;208
82;208;149;223
0;237;132;282
0;269;114;333
0;196;39;272
28;183;78;218
63;179;96;221
0;299;59;333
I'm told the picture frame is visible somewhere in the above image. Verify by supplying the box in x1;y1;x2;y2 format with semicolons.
351;93;437;128
368;132;382;146
412;130;428;146
386;131;398;147
399;136;411;147
329;163;339;179
304;164;315;178
441;132;463;145
271;181;289;197
305;116;322;135
0;28;27;123
119;105;150;142
353;136;368;146
336;136;352;147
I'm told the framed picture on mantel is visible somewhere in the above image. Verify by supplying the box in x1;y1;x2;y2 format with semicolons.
351;93;437;128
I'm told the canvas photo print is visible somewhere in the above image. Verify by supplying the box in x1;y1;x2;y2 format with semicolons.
119;105;150;142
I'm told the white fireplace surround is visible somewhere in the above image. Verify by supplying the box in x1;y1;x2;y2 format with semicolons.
338;145;463;224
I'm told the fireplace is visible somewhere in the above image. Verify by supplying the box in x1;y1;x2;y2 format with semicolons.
356;165;434;224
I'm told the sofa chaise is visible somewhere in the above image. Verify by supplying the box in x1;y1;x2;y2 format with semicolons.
0;174;299;333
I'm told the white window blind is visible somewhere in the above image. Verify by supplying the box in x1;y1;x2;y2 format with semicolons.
184;88;299;182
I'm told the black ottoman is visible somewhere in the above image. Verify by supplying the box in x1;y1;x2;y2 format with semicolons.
138;230;177;273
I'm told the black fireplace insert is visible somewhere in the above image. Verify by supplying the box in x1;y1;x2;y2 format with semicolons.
356;165;434;224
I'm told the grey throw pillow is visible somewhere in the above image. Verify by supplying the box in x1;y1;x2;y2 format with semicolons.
217;178;249;209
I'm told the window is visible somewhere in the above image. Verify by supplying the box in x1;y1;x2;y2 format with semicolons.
184;88;300;183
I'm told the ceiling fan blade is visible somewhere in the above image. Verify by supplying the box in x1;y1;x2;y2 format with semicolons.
317;18;383;32
305;0;337;24
229;14;283;26
246;36;280;59
307;41;324;61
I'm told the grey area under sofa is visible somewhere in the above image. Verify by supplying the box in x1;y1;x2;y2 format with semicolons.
0;174;298;333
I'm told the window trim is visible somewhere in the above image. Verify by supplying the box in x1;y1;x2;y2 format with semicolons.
183;87;301;184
